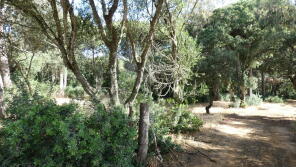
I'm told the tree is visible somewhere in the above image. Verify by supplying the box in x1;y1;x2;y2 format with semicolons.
6;0;97;100
198;1;266;107
258;0;296;90
124;0;165;113
146;0;200;103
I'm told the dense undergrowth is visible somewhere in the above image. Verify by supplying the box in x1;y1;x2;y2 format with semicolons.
0;93;136;167
0;93;203;167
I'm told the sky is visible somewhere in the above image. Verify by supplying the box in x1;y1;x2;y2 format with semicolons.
216;0;240;8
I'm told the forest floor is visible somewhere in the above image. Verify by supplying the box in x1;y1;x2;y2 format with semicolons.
163;100;296;167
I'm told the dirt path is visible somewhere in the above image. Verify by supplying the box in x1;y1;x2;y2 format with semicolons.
163;101;296;167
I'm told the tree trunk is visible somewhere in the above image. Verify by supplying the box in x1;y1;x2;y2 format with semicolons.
212;82;220;100
63;68;67;89
0;3;12;89
59;50;96;100
108;50;120;105
249;68;253;96
52;70;56;83
236;59;245;107
0;54;12;88
239;85;246;107
0;74;5;118
137;103;150;166
289;76;296;91
205;86;215;114
125;0;164;116
125;63;145;107
205;99;213;114
261;71;265;100
59;68;64;90
59;67;67;96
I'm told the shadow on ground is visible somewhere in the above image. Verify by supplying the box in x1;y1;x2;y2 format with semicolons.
163;112;296;167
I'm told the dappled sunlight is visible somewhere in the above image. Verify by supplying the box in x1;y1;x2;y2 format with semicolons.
215;124;254;138
163;102;296;167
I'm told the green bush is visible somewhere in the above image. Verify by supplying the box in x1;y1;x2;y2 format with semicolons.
246;94;263;106
153;103;203;134
65;86;86;99
220;93;231;102
0;94;136;167
149;103;181;155
265;96;284;103
31;81;59;97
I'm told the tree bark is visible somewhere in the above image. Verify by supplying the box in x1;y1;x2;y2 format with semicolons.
239;85;246;107
63;67;67;89
0;2;12;89
59;68;64;90
205;98;213;114
137;103;150;166
0;54;12;88
289;76;296;91
0;74;5;118
236;58;245;107
59;67;67;96
108;50;120;105
205;86;215;114
249;68;253;96
261;71;265;100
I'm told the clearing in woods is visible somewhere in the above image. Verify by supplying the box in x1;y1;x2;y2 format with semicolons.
163;100;296;167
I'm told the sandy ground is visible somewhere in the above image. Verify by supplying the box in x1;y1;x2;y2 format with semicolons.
163;100;296;167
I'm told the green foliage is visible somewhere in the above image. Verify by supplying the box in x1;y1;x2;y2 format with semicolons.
149;103;180;155
220;93;232;102
265;96;284;103
278;81;296;99
65;86;86;99
246;94;263;106
153;103;203;134
118;68;136;100
0;94;136;167
31;81;59;97
246;76;258;90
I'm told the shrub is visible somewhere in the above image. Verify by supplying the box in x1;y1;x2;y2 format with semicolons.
265;96;284;103
65;86;86;99
246;94;263;106
0;94;136;167
152;103;203;134
149;103;181;155
220;93;231;102
31;81;59;97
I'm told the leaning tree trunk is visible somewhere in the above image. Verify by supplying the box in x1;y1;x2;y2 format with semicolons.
205;86;215;114
125;0;164;116
137;103;150;166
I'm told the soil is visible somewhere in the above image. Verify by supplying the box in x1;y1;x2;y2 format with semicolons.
163;100;296;167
